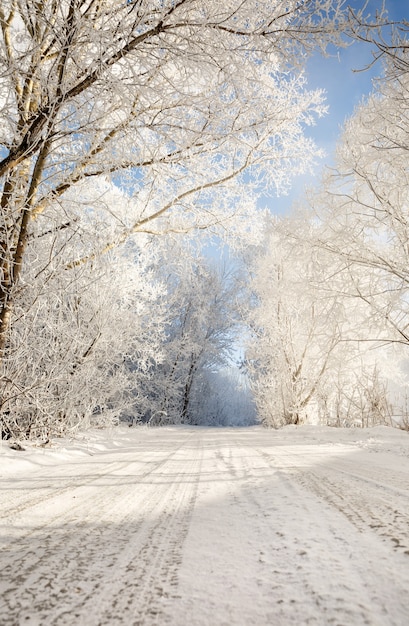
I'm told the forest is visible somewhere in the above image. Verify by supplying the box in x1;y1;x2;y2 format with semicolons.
1;0;408;440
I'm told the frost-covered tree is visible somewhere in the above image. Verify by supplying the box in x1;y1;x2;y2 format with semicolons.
191;366;257;427
246;220;343;427
159;260;240;426
348;3;409;79
146;242;244;425
0;233;165;439
246;213;398;428
282;49;409;426
0;0;368;359
244;7;409;429
310;55;409;348
145;238;256;427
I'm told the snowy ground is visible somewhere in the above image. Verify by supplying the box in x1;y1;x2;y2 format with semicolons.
1;425;409;626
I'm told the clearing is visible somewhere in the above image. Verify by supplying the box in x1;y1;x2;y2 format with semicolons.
1;425;409;625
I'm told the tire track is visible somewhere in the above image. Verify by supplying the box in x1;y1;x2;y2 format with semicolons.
171;432;404;626
249;439;409;555
0;431;195;542
0;432;193;521
0;431;203;626
292;468;409;554
96;439;204;626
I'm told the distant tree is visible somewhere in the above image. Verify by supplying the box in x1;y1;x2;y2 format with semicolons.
191;366;257;427
148;242;244;425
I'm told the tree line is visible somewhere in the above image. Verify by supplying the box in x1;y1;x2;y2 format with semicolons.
0;0;407;439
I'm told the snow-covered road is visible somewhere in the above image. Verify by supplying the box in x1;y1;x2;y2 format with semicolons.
1;426;409;626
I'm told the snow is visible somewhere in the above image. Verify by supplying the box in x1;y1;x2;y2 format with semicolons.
1;425;409;625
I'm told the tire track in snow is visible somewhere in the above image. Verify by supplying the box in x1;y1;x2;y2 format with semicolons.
292;466;409;554
94;438;204;626
0;458;141;521
0;431;194;541
0;431;191;521
220;432;409;625
169;431;408;626
0;431;201;625
251;439;409;555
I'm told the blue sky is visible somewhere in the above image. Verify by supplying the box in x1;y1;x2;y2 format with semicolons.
270;0;408;214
